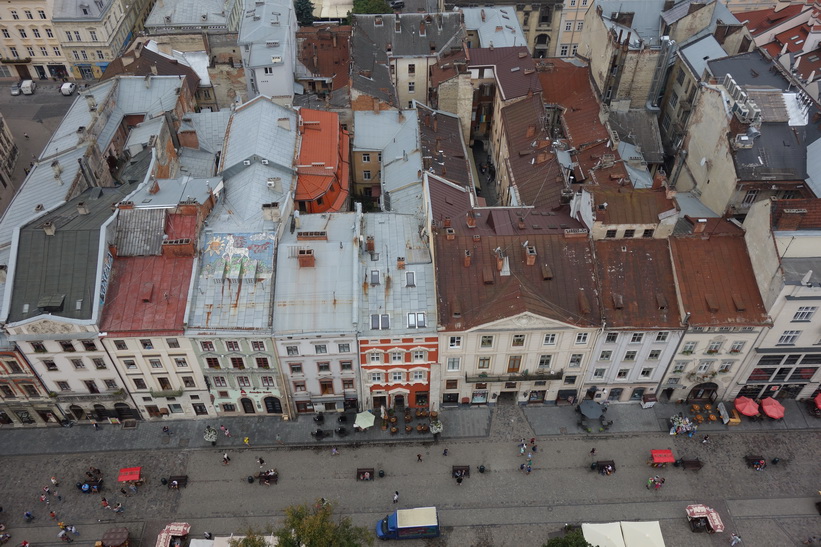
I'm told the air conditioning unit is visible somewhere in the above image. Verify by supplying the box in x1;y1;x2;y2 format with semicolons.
243;160;251;166
261;159;269;165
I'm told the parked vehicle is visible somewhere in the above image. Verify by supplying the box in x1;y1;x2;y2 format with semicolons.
20;80;35;95
376;507;439;540
9;82;21;96
59;83;76;96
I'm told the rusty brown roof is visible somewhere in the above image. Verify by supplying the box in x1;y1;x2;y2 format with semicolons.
670;235;769;327
101;45;199;97
589;187;676;225
435;231;600;330
771;198;821;230
468;46;541;101
417;104;473;190
296;25;352;90
595;239;681;328
430;48;468;87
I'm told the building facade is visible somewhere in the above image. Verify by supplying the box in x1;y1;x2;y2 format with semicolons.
0;0;69;80
0;337;60;426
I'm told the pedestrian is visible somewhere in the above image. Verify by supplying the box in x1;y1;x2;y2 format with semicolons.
128;484;137;495
527;452;532;460
92;422;99;431
120;488;129;498
416;454;423;462
223;428;231;438
525;465;532;475
276;433;282;444
519;463;525;472
43;486;51;495
590;448;596;458
39;494;48;505
702;435;710;445
222;453;230;465
442;448;448;457
51;477;59;487
456;476;463;486
100;498;110;510
24;133;29;139
54;489;62;502
49;511;57;520
162;426;171;436
203;533;213;540
646;477;654;490
67;525;79;536
519;445;525;456
532;444;538;453
220;425;226;434
529;438;535;446
730;533;742;545
331;447;339;456
243;437;250;446
257;457;265;468
58;530;73;543
393;491;399;504
113;503;123;514
58;522;66;530
527;458;533;467
23;511;34;522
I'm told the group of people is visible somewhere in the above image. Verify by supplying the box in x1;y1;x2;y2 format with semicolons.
259;469;278;486
517;438;537;475
646;476;666;490
599;463;614;476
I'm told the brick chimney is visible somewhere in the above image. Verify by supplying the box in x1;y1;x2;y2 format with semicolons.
692;218;708;233
463;249;471;267
443;216;452;228
298;248;316;267
466;211;476;228
496;251;504;271
397;256;405;270
366;236;375;252
162;238;196;258
525;245;536;266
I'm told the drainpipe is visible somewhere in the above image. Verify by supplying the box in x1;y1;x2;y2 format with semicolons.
659;312;690;403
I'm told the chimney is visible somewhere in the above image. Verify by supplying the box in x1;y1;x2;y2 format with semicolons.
149;179;161;194
297;248;316;267
525;245;536;266
466;211;476;228
433;115;438;132
693;218;708;233
43;222;56;236
517;217;526;230
373;99;380;114
526;125;536;138
443;216;452;228
150;63;158;75
76;202;89;215
85;95;97;111
162;238;196;257
366;236;375;252
332;32;337;48
446;228;455;240
396;256;405;270
463;250;471;267
496;251;504;271
481;8;486;21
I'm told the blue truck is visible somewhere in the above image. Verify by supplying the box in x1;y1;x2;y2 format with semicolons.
376;507;440;540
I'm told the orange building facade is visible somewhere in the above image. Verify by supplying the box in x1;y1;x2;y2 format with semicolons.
359;336;438;410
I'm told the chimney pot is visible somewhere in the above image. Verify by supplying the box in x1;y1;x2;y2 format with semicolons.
297;248;316;267
466;211;476;228
366;236;375;252
397;256;405;270
463;250;471;267
443;216;452;228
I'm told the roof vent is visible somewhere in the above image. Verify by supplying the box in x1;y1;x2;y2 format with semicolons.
201;13;208;21
705;294;719;313
732;294;746;312
612;294;624;309
525;245;536;266
297;248;315;268
656;293;668;310
541;263;553;280
42;222;56;236
445;228;455;240
77;202;89;215
463;250;471;268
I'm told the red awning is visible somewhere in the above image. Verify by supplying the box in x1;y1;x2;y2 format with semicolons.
117;467;141;482
686;504;724;532
650;449;675;463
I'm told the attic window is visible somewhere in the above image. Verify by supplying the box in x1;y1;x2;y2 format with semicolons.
612;294;624;310
370;270;380;285
705;294;719;313
656;293;668;310
375;16;383;26
732;294;746;312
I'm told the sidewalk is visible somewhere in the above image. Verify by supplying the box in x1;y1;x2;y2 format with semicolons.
0;398;817;456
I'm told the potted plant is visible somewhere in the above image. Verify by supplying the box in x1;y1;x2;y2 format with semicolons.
390;426;398;434
405;425;413;433
706;349;718;354
681;350;693;355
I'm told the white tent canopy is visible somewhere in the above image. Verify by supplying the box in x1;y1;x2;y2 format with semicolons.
582;523;626;547
582;521;666;547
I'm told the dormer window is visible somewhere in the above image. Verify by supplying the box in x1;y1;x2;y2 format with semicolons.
375;16;383;26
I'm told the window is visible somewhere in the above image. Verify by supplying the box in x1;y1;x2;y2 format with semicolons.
569;354;582;368
26;46;35;57
412;350;426;361
575;333;588;344
640;368;653;378
508;355;522;372
18;28;27;38
408;313;426;328
340;361;353;371
447;357;461;371
576;21;583;31
90;30;97;41
363;170;371;180
205;357;220;369
599;350;612;361
697;361;712;373
60;341;75;352
406;271;416;287
391;371;404;382
164;338;180;349
624;351;637;361
255;357;270;369
43;360;58;371
707;341;722;353
5;361;22;373
543;333;556;345
57;381;70;391
778;331;800;345
286;345;298;356
449;336;462;348
46;28;53;37
81;50;88;60
74;31;81;41
630;333;643;343
343;378;354;389
318;362;331;373
533;355;551;369
719;361;733;373
648;350;661;360
512;334;526;347
263;67;273;74
362;153;371;163
230;357;245;369
370;352;383;363
79;340;96;351
226;341;240;352
564;375;577;385
446;379;458;389
149;359;162;369
338;343;350;353
605;229;617;238
560;45;569;56
201;341;215;352
617;368;629;379
480;335;494;348
623;229;636;238
408;82;415;93
69;358;84;370
391;352;403;363
213;376;227;387
315;344;327;354
730;341;745;353
123;359;137;369
593;368;606;378
32;342;47;353
370;313;390;330
793;306;817;321
174;357;188;368
564;22;572;31
1;29;8;38
369;372;383;383
378;152;382;162
289;363;304;375
133;378;147;390
10;47;18;58
643;229;654;238
478;357;491;369
408;63;415;74
10;10;18;19
39;9;46;18
673;362;686;373
655;332;669;343
53;47;60;56
1;385;15;398
682;341;696;354
237;376;251;388
182;376;196;388
605;332;618;343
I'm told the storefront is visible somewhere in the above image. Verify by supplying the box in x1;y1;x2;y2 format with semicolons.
737;354;820;400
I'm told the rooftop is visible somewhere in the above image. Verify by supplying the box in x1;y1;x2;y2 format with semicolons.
782;257;821;285
679;35;728;81
101;44;200;97
145;0;241;30
416;104;473;190
126;175;219;211
588;187;677;225
737;4;807;37
7;182;140;325
273;212;359;335
239;0;295;68
669;235;769;327
606;109;664;165
771;198;821;230
296;25;352;91
595;239;681;329
468;47;541;101
296;108;350;210
53;0;112;20
462;7;526;48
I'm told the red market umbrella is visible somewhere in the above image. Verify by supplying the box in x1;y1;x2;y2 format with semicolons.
814;393;821;410
760;397;785;419
734;396;759;417
650;449;676;464
117;467;141;482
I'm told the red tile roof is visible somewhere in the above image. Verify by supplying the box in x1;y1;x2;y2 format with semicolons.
738;4;806;36
595;239;681;328
468;47;542;101
771;198;821;230
795;47;821;83
430;48;468;87
588;187;676;225
435;231;600;330
101;44;200;97
764;23;810;56
670;235;768;327
296;108;350;212
417;104;473;190
296;25;352;90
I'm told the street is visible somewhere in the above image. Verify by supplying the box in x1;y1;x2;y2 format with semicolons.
0;421;817;547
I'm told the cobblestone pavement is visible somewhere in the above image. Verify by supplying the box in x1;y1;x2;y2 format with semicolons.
487;397;536;443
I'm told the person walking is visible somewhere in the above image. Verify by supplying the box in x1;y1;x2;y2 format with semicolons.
331;447;339;456
113;503;124;514
276;433;283;445
120;488;129;498
257;457;265;468
222;453;231;465
67;525;79;536
24;133;29;140
50;477;59;487
128;484;137;495
525;465;532;475
49;511;57;520
519;463;525;473
92;422;99;431
162;426;171;436
442;448;448;457
243;437;250;446
702;435;710;445
730;533;742;545
416;454;423;462
223;428;231;438
392;491;399;504
590;448;596;458
100;498;110;510
456;476;463;486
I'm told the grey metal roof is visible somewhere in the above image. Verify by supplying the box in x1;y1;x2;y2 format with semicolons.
179;148;219;177
679;35;728;80
462;7;526;48
733;122;807;181
782;257;821;285
211;163;291;233
114;208;166;256
53;0;112;20
238;0;295;67
145;0;240;31
41;80;117;159
618;142;653;188
7;181;140;325
353;110;412;150
380;110;424;215
129;175;219;209
707;50;789;89
183;110;232;154
806;137;821;197
220;96;298;174
273;212;360;335
125;116;165;151
607;109;664;164
358;212;435;337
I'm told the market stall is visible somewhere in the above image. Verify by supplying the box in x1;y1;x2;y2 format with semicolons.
668;414;697;436
648;450;675;468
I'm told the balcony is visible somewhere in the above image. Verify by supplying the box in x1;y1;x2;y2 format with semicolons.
150;388;184;398
679;99;692;111
56;390;127;402
466;369;563;383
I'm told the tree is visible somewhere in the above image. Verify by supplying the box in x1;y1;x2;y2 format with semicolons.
229;530;271;547
543;529;593;547
351;0;391;14
274;502;373;547
295;0;315;26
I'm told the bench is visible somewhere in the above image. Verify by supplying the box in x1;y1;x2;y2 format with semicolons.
452;465;470;479
356;468;375;481
168;475;188;489
680;459;703;471
745;455;766;470
592;460;616;475
255;471;278;485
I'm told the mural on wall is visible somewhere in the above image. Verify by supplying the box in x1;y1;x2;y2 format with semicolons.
202;233;276;281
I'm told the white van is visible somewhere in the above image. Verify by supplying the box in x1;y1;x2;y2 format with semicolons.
60;82;76;96
20;80;36;95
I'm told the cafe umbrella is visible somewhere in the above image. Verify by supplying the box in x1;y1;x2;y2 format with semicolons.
579;400;604;419
734;396;759;417
354;411;376;430
760;397;785;419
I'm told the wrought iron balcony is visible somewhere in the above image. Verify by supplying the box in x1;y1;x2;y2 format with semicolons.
150;388;184;398
56;390;127;402
466;369;563;383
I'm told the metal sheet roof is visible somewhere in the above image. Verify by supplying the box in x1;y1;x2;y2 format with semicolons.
679;35;728;80
352;110;412;150
462;7;526;48
381;111;423;215
220;97;298;174
115;208;166;256
145;0;241;30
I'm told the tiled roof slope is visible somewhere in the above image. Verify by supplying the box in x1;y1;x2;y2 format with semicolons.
738;4;806;36
101;44;200;96
468;47;541;101
416;104;473;190
296;25;352;90
588;187;676;225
